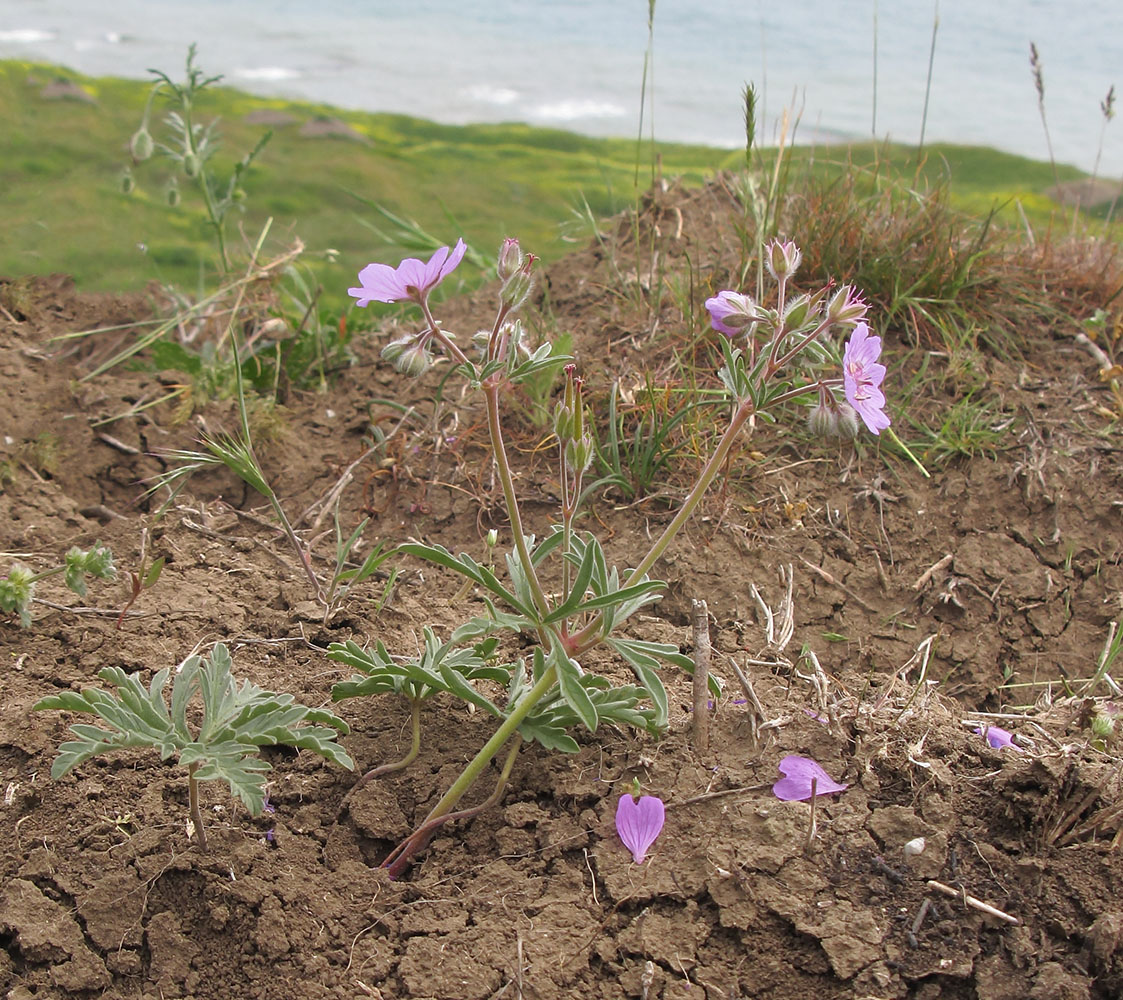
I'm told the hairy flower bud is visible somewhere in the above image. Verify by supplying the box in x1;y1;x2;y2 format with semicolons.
807;402;839;437
500;254;536;311
381;335;431;377
825;285;868;326
835;403;862;439
765;239;802;282
704;290;764;337
497;238;522;281
130;125;154;162
182;152;200;178
782;292;819;331
165;178;181;207
120;169;135;195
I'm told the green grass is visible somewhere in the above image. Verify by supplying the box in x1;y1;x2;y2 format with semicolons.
1;59;737;307
3;57;1114;315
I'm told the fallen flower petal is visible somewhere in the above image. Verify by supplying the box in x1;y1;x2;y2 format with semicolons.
349;238;467;307
615;794;665;864
976;725;1021;750
772;755;848;801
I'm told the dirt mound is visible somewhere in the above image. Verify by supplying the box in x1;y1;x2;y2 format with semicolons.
2;183;1122;998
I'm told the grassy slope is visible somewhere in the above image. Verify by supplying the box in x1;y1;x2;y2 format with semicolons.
1;59;1098;310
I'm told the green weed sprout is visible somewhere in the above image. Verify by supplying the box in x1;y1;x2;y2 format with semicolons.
1;543;116;628
340;235;882;876
34;643;354;850
127;43;271;274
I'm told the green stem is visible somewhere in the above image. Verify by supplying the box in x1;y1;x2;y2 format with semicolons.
27;565;66;586
381;663;557;873
188;762;208;851
180;97;228;273
420;300;472;369
383;734;522;878
568;399;755;652
483;384;550;617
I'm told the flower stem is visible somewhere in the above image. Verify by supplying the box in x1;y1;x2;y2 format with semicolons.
383;734;522;878
566;398;755;653
420;300;472;369
381;663;557;873
188;762;208;851
483;384;550;617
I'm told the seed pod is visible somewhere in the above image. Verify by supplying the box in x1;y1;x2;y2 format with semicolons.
129;126;154;162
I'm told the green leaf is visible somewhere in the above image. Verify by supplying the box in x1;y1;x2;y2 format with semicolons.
554;650;598;732
36;643;354;826
143;557;166;589
542;538;598;624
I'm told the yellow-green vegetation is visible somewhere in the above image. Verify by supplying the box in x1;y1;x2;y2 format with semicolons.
2;57;1107;314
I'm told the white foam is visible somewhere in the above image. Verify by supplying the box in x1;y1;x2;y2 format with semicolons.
465;84;518;106
534;99;625;122
0;29;57;44
233;66;300;82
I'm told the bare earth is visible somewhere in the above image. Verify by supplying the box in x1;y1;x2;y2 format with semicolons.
2;180;1122;999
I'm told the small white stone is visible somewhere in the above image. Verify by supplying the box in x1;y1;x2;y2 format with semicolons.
903;836;926;857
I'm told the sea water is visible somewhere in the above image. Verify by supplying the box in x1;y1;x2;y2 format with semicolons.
3;0;1121;175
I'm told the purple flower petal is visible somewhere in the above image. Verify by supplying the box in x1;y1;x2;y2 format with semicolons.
842;322;890;435
349;238;468;307
976;725;1021;751
704;290;757;337
615;794;665;864
771;755;848;801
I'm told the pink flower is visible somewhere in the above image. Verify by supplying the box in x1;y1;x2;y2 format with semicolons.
704;290;759;337
615;794;665;864
976;725;1021;751
349;238;468;307
771;755;848;801
842;322;890;435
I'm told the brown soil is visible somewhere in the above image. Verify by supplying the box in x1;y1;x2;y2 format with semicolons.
2;183;1123;1000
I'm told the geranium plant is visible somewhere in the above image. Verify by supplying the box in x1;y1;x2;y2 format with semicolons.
35;643;354;849
337;236;884;875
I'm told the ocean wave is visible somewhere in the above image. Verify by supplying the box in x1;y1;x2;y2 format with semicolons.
0;29;57;44
533;99;625;122
465;84;519;107
233;67;300;82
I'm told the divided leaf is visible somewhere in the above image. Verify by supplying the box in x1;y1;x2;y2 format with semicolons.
35;643;354;818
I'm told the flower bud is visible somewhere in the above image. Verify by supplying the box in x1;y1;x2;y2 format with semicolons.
825;284;868;326
485;529;498;549
129;125;154;162
165;178;181;207
497;238;522;281
765;239;802;282
120;169;135;195
500;254;536;311
782;292;819;331
381;335;431;377
182;152;200;178
836;403;861;439
807;402;839;437
705;290;764;337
